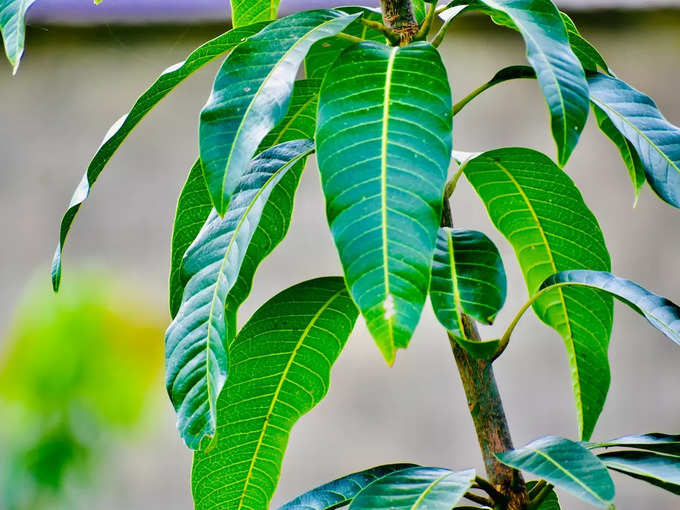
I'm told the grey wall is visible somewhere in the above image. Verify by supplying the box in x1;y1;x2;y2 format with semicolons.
1;12;680;510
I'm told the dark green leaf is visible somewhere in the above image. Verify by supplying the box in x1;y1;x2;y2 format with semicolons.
316;41;452;363
541;270;680;347
594;433;680;457
278;464;417;510
412;0;427;23
452;335;501;360
165;140;313;450
51;22;270;291
560;12;609;73
430;227;506;336
200;9;358;215
231;0;280;27
349;467;475;509
588;72;680;208
191;277;359;509
527;480;561;510
449;0;589;165
600;451;680;495
464;148;612;440
0;0;36;73
497;436;615;508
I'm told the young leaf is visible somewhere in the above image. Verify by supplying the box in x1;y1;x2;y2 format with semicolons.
594;433;680;456
165;140;313;450
200;9;359;215
588;73;680;208
464;148;613;440
51;22;270;291
316;41;452;363
277;464;417;510
497;436;615;509
541;270;680;346
191;277;359;510
0;0;36;74
448;0;589;165
231;0;280;27
430;227;507;336
600;451;680;495
527;480;561;510
349;467;475;510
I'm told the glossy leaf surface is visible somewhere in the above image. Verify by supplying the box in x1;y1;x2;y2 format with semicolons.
316;41;452;363
278;464;416;510
541;270;680;346
560;12;609;73
497;436;615;508
464;148;612;440
192;277;358;510
200;9;358;215
0;0;36;73
349;467;475;510
595;433;680;456
430;227;506;336
51;22;269;291
600;451;680;495
231;0;280;27
166;140;313;450
527;480;561;510
589;73;680;208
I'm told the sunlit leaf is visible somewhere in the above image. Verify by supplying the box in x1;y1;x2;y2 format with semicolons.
230;0;281;27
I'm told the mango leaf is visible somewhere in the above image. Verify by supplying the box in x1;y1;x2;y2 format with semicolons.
412;0;427;23
448;0;589;165
200;9;358;215
497;436;615;509
600;451;680;495
560;12;609;73
316;41;452;363
305;7;384;80
430;227;506;336
464;148;612;440
51;22;269;291
527;480;561;510
588;73;680;209
278;464;417;510
451;334;501;360
541;270;680;346
349;467;475;510
165;140;313;450
191;277;359;510
230;0;280;27
0;0;36;74
594;433;680;456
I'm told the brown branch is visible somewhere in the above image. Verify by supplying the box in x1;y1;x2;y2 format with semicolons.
379;0;419;44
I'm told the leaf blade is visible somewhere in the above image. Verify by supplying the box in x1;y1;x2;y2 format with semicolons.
594;433;680;456
231;0;281;27
600;451;680;495
0;0;37;73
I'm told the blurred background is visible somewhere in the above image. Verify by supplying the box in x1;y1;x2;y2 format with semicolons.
1;1;679;508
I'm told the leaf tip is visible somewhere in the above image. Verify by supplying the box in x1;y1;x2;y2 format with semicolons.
51;247;62;292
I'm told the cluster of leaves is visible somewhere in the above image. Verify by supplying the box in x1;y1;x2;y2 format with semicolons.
4;0;680;508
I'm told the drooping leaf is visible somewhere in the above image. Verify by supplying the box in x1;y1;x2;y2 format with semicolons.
527;480;561;510
600;451;680;495
588;72;680;208
200;9;358;215
430;227;506;336
191;277;359;510
165;140;314;450
497;436;615;508
278;464;417;510
448;0;589;165
541;270;680;346
594;433;680;457
560;12;609;73
464;148;612;440
230;0;281;27
316;41;452;363
305;7;384;80
51;22;270;291
349;467;475;510
0;0;36;74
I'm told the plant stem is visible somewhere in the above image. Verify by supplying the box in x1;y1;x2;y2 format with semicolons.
464;491;495;507
379;0;419;44
528;483;555;510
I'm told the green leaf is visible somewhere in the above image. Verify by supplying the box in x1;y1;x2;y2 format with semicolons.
464;148;612;440
497;436;615;508
452;334;501;360
0;0;36;74
51;22;270;291
316;41;452;363
165;140;313;450
541;270;680;346
349;467;475;510
412;0;427;23
200;9;359;215
527;480;561;510
191;277;359;509
588;72;680;209
305;7;384;80
277;464;417;510
430;227;506;336
449;0;589;165
231;0;280;27
594;433;680;456
592;105;646;204
560;12;609;73
600;451;680;495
